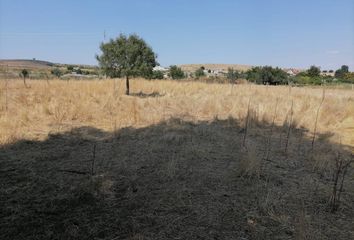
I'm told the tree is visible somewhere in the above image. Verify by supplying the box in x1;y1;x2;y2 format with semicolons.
20;69;29;87
96;34;157;95
307;65;321;78
51;68;63;78
67;65;74;72
194;67;206;78
76;68;83;74
335;65;349;79
246;66;288;85
169;65;185;79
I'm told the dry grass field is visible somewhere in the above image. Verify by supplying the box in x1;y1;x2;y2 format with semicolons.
1;78;354;239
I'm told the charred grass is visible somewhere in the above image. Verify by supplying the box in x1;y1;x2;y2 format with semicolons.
1;117;353;240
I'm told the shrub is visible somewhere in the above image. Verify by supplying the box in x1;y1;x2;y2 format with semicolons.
152;70;164;79
169;65;185;79
67;65;74;71
227;68;240;83
51;68;63;78
194;67;205;78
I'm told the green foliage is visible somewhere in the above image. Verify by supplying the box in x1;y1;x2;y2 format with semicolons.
67;65;74;71
151;70;164;79
307;65;321;78
246;66;288;85
194;67;206;78
335;65;349;79
76;68;83;74
51;68;63;78
20;69;29;79
227;68;240;83
293;68;335;85
96;33;157;79
169;65;185;79
341;72;354;83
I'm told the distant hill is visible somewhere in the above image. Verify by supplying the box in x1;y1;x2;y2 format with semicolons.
0;59;55;70
0;59;97;70
178;64;253;72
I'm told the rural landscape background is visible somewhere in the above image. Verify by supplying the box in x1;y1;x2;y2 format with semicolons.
1;0;354;239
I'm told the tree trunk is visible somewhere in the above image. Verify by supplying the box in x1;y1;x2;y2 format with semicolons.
125;76;130;95
23;76;28;88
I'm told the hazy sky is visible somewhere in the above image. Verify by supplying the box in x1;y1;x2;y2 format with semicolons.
0;0;353;70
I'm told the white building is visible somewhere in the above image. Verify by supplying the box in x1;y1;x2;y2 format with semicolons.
153;66;169;72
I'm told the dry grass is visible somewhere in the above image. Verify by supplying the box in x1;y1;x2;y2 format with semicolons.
1;78;354;239
0;78;353;147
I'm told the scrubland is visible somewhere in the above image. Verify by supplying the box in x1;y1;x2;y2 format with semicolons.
1;79;353;239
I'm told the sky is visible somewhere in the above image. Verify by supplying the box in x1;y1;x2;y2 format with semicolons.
0;0;353;70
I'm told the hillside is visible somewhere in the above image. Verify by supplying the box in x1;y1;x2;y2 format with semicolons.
0;59;97;70
0;59;55;70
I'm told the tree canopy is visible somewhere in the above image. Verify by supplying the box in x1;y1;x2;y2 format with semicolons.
246;66;288;85
307;65;321;78
96;34;157;95
335;65;349;79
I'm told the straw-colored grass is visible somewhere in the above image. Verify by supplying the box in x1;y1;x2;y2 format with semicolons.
1;78;353;149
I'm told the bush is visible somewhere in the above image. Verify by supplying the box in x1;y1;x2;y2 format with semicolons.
51;68;63;78
227;68;240;83
341;72;354;83
169;65;185;79
152;70;164;79
67;65;74;71
194;67;205;78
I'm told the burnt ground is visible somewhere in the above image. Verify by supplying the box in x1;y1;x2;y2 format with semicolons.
0;118;353;239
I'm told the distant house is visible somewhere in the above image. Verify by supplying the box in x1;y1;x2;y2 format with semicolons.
206;69;226;77
153;66;168;72
321;71;335;77
285;68;302;76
